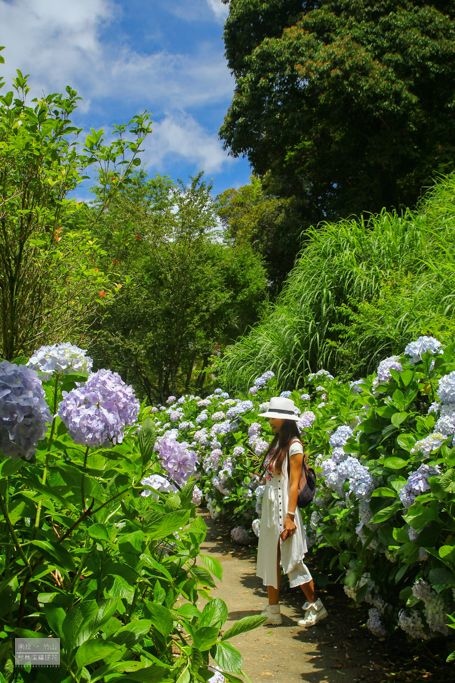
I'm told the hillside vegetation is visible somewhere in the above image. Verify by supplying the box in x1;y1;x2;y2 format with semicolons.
217;174;455;390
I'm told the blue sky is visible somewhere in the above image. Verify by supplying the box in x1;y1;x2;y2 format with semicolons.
0;0;251;196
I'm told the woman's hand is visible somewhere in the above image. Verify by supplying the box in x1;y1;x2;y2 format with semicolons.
281;514;296;540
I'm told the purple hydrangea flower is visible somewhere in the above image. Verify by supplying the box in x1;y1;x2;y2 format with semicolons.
280;390;292;398
0;361;52;459
211;420;233;436
232;445;245;457
248;422;261;438
27;343;93;380
399;464;440;508
248;385;258;395
211;411;226;422
155;433;198;486
230;526;252;545
58;369;140;447
411;432;447;457
434;412;455;436
308;369;334;381
297;410;316;430
166;395;177;404
404;336;443;363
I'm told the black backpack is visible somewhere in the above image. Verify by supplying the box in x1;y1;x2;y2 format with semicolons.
287;442;317;508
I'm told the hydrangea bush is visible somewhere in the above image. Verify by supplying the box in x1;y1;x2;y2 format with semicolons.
0;345;261;682
146;337;455;653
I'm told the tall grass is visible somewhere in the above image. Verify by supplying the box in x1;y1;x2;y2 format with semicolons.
217;174;455;390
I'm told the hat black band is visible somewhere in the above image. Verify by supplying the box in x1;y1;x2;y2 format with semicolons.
268;408;296;416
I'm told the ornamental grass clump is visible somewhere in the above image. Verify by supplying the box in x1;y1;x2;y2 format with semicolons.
0;361;51;459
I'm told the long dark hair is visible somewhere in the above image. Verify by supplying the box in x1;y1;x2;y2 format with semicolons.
265;420;301;473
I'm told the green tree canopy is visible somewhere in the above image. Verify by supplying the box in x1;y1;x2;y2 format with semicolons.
90;174;267;402
221;0;455;218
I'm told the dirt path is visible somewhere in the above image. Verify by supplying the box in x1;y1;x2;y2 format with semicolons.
200;515;452;683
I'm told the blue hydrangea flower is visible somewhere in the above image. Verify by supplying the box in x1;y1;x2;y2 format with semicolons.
232;445;245;457
226;400;253;419
0;361;52;459
399;464;440;508
373;356;402;387
58;369;140;447
437;371;455;405
404;336;443;363
434;411;455;436
211;420;233;436
211;411;226;422
308;369;334;381
252;370;275;389
27;343;93;380
329;425;353;448
280;390;291;398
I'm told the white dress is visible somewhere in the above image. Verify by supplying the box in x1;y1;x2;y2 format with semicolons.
256;441;312;590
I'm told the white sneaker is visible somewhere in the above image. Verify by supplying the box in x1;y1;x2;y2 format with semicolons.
302;601;311;611
261;605;282;625
297;599;328;627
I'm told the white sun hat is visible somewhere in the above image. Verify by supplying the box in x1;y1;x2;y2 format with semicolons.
259;396;300;421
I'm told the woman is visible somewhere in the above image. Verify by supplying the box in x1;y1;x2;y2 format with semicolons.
256;396;327;627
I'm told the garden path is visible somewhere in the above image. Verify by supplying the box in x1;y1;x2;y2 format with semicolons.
200;514;449;683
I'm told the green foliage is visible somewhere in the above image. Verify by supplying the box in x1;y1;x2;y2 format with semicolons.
88;174;268;402
0;61;152;360
221;1;455;220
216;174;455;391
0;367;252;682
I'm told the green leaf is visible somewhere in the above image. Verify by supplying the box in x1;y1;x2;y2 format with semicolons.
200;554;223;581
200;599;228;628
88;524;111;541
146;510;190;541
439;545;455;561
75;640;123;668
369;502;401;524
382;457;407;470
145;604;173;638
213;641;243;674
396;433;416;452
193;626;220;651
370;487;397;498
222;615;266;640
43;605;66;638
391;412;408;427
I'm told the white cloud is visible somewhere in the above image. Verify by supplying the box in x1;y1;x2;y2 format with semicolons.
0;0;232;111
206;0;229;22
143;112;231;174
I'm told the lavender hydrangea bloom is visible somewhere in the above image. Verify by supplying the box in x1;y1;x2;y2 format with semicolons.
437;371;455;405
399;464;440;507
329;425;353;448
155;433;198;486
248;422;261;438
280;390;291;398
373;356;402;388
233;445;245;457
0;361;52;459
404;336;443;363
252;438;269;455
434;412;455;436
27;343;93;380
208;670;225;683
166;395;177;405
192;485;203;506
321;455;373;499
297;410;316;430
248;385;258;395
58;369;140;447
211;411;226;422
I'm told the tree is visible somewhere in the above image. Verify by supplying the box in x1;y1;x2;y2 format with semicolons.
89;174;267;402
221;1;455;219
216;176;304;292
0;52;151;359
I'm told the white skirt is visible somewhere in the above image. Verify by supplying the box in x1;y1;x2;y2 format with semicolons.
256;472;312;589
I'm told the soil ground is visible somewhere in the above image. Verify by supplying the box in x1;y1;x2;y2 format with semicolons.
200;514;454;683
